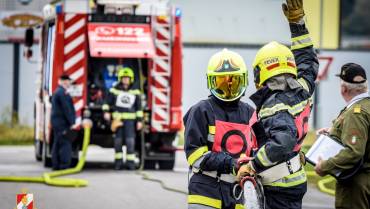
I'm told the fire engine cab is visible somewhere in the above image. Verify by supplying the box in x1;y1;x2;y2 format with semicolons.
28;0;183;169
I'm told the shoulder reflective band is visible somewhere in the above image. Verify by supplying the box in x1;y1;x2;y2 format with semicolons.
187;146;209;166
208;126;216;135
110;88;122;95
115;152;123;159
256;145;277;167
102;104;110;111
265;168;307;187
110;88;141;95
129;89;141;95
112;112;137;120
291;34;313;50
136;110;144;118
259;99;310;119
297;78;310;92
188;195;222;209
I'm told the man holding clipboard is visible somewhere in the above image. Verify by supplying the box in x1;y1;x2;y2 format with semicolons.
313;64;370;209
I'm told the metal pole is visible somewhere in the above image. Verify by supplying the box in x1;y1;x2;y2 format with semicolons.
12;42;20;124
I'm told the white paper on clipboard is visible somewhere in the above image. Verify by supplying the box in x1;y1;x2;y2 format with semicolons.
306;134;345;165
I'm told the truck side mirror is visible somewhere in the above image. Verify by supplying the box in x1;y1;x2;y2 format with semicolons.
25;28;34;47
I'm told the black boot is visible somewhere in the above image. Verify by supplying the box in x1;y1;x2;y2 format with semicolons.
114;159;123;170
125;160;136;170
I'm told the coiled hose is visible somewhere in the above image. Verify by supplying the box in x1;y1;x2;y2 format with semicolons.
306;171;335;196
0;120;92;187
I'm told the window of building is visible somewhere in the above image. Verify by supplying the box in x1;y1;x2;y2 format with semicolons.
341;0;370;49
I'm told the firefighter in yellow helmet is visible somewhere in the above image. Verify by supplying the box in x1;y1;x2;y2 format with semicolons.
237;0;319;208
183;49;258;209
102;67;143;170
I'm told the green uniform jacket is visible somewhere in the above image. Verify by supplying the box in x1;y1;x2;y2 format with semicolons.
321;97;370;175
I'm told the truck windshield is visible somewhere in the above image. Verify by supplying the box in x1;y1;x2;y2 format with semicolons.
87;58;146;105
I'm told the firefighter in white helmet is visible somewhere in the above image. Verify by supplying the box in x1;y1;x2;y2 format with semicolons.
103;67;143;170
184;49;258;209
237;0;319;208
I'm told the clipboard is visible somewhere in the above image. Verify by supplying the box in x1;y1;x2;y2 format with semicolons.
306;134;365;181
305;134;345;166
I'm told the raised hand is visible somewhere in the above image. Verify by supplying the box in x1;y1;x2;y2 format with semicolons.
282;0;305;23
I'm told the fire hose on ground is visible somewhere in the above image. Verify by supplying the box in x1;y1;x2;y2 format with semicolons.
305;171;335;196
0;117;187;192
134;128;187;195
0;119;92;187
136;171;187;194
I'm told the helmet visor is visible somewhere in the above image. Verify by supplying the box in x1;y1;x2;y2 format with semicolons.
209;73;246;101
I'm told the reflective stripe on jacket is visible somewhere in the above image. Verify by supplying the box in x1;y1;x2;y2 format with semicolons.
103;84;143;121
250;22;319;187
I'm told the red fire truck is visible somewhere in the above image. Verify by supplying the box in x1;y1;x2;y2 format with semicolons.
28;0;183;169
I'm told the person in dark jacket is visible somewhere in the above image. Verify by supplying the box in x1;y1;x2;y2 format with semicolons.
237;0;319;208
103;67;143;170
51;74;78;170
184;49;258;209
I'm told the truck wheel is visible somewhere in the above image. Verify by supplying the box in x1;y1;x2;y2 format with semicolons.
34;140;43;161
143;160;156;170
42;142;52;168
158;159;175;170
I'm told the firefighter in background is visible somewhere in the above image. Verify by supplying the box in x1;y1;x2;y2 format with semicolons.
183;49;257;209
237;0;319;208
103;67;143;170
51;75;78;170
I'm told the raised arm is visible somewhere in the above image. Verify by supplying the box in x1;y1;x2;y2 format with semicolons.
283;0;319;95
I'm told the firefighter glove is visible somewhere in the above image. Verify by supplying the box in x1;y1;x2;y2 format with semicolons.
111;119;123;132
237;162;255;182
282;0;305;23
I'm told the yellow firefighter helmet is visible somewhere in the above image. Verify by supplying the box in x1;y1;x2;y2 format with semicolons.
207;49;248;102
252;41;297;87
117;67;134;83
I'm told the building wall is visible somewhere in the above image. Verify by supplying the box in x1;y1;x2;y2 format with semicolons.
0;0;49;11
0;43;13;119
172;0;291;45
18;44;38;125
0;43;38;125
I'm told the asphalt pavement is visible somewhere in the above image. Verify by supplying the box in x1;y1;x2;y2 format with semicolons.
0;146;334;209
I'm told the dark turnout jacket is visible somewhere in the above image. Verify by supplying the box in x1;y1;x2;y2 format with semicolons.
184;96;256;174
250;22;319;173
51;86;76;132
